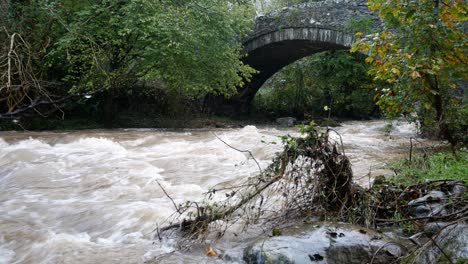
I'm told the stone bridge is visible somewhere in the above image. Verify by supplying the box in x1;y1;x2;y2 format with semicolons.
212;0;378;115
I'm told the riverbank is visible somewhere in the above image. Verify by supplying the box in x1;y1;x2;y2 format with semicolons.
0;112;351;131
150;127;467;264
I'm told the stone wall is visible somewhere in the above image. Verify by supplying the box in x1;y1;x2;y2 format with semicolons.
244;0;377;46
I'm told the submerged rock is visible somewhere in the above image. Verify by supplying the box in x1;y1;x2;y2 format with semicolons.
276;117;296;127
243;223;405;264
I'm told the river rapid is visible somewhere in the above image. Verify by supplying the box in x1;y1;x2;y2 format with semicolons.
0;120;419;263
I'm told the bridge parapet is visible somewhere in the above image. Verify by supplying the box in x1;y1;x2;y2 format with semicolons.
245;0;374;47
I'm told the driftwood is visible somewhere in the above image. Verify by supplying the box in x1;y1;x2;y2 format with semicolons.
157;126;354;238
154;125;467;264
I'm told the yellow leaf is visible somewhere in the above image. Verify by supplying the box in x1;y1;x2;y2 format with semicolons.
410;71;421;79
355;32;363;37
206;246;217;257
365;57;374;63
391;68;400;75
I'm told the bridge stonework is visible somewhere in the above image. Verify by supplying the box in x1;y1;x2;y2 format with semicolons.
211;0;378;115
245;0;372;52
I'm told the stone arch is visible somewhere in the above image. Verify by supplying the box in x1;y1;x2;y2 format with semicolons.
242;28;353;105
209;0;376;115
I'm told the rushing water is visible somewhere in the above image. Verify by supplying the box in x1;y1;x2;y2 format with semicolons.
0;120;420;264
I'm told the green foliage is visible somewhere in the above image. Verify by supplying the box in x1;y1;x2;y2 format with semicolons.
256;0;316;14
344;16;377;35
272;228;282;236
1;0;256;118
252;50;378;119
48;0;256;97
389;149;468;185
352;0;467;144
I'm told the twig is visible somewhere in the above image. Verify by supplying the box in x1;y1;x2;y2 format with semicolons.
0;94;73;119
156;180;181;214
370;241;403;264
375;207;468;224
424;228;454;264
212;132;263;174
156;224;162;241
327;128;346;156
409;137;413;162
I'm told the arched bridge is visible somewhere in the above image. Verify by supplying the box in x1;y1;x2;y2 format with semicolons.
212;0;378;115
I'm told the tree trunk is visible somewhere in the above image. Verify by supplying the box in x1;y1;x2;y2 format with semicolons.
431;75;455;146
103;88;115;127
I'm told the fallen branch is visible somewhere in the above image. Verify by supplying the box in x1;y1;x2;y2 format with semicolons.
212;132;263;174
157;180;181;214
375;207;468;224
158;126;353;238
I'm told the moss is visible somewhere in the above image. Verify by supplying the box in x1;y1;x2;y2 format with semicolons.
272;228;282;236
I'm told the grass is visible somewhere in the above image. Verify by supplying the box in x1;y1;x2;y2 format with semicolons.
389;148;468;185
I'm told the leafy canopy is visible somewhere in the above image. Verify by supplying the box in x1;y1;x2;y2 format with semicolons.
352;0;467;116
47;0;257;97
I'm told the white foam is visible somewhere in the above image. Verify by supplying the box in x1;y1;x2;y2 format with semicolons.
0;121;426;263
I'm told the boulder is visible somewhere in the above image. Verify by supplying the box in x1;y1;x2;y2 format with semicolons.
243;223;406;264
408;190;447;217
276;117;296;127
408;190;446;206
411;203;446;218
451;183;466;197
423;222;450;236
415;223;468;264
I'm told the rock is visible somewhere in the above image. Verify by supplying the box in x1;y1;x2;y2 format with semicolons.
415;223;468;264
408;190;447;217
318;118;340;127
276;117;296;127
408;190;446;206
423;222;450;236
413;205;431;218
451;183;466;197
243;223;405;264
410;203;446;218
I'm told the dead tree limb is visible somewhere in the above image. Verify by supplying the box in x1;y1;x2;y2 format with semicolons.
212;132;263;174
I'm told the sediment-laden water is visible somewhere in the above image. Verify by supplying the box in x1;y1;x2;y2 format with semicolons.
0;120;420;263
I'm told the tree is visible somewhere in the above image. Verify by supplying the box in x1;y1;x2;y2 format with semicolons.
352;0;467;145
252;51;377;119
1;0;256;121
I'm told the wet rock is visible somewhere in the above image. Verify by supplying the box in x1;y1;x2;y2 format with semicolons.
415;223;468;264
276;117;296;127
451;183;466;197
423;222;450;236
408;190;447;217
243;223;405;264
411;203;446;218
318;118;340;127
408;190;446;206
